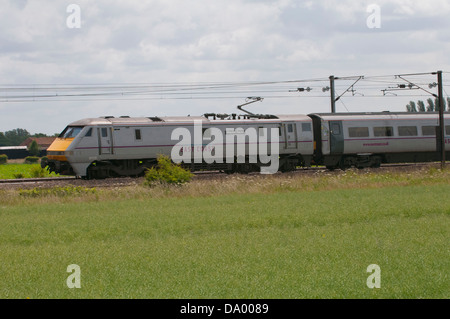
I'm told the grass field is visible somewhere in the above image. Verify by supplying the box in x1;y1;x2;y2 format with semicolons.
0;168;449;299
0;163;59;179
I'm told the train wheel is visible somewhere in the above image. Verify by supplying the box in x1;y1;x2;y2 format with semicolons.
338;157;352;170
370;156;382;168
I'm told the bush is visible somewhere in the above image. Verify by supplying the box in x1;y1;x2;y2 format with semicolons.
25;156;39;164
144;155;193;186
30;166;46;178
0;154;7;165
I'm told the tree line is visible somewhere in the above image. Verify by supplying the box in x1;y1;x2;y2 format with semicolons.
0;129;57;147
406;97;450;112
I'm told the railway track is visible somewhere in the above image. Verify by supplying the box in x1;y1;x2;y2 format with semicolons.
0;176;143;189
0;177;77;184
0;162;443;190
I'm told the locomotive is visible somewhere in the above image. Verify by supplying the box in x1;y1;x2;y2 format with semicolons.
43;111;450;179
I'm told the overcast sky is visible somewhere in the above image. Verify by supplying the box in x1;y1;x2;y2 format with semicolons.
1;0;450;134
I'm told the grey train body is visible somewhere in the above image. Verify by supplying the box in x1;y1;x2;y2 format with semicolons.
44;112;450;179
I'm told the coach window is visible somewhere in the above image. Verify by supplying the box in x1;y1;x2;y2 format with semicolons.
302;123;312;132
84;128;93;137
135;129;142;140
287;124;294;133
446;126;450;135
422;126;436;136
348;127;369;138
374;126;393;137
398;126;418;136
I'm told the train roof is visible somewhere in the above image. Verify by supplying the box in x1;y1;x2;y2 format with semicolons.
67;112;448;127
309;112;449;121
68;114;311;126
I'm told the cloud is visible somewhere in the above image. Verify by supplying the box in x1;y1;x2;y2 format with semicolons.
0;0;449;134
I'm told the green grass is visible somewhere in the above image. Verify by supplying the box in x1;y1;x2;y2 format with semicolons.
0;169;449;298
0;163;60;179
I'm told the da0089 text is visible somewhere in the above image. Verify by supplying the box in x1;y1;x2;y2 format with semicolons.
224;303;269;314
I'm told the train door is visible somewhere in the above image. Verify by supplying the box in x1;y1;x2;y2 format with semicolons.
97;127;114;155
299;122;313;151
329;121;344;154
283;122;298;149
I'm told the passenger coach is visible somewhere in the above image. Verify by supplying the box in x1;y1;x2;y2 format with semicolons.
309;112;450;169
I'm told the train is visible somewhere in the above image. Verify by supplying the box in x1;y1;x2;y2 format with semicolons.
42;111;450;179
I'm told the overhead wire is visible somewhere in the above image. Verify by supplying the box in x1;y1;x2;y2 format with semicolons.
0;72;448;103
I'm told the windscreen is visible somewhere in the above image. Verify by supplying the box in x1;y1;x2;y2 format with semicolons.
59;126;83;138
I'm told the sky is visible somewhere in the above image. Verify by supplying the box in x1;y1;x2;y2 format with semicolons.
1;0;450;135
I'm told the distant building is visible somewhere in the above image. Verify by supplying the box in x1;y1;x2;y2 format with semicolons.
20;137;56;150
0;146;29;159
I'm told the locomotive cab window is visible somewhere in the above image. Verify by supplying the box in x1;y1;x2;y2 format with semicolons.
59;126;83;139
84;128;93;137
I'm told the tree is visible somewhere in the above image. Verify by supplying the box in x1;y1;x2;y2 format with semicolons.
406;101;417;112
435;98;441;112
417;100;425;112
0;132;8;147
433;97;447;112
426;98;435;112
3;128;30;146
407;98;449;113
0;129;53;146
33;133;48;138
28;140;40;157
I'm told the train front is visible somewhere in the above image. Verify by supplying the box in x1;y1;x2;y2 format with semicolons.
41;126;83;176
